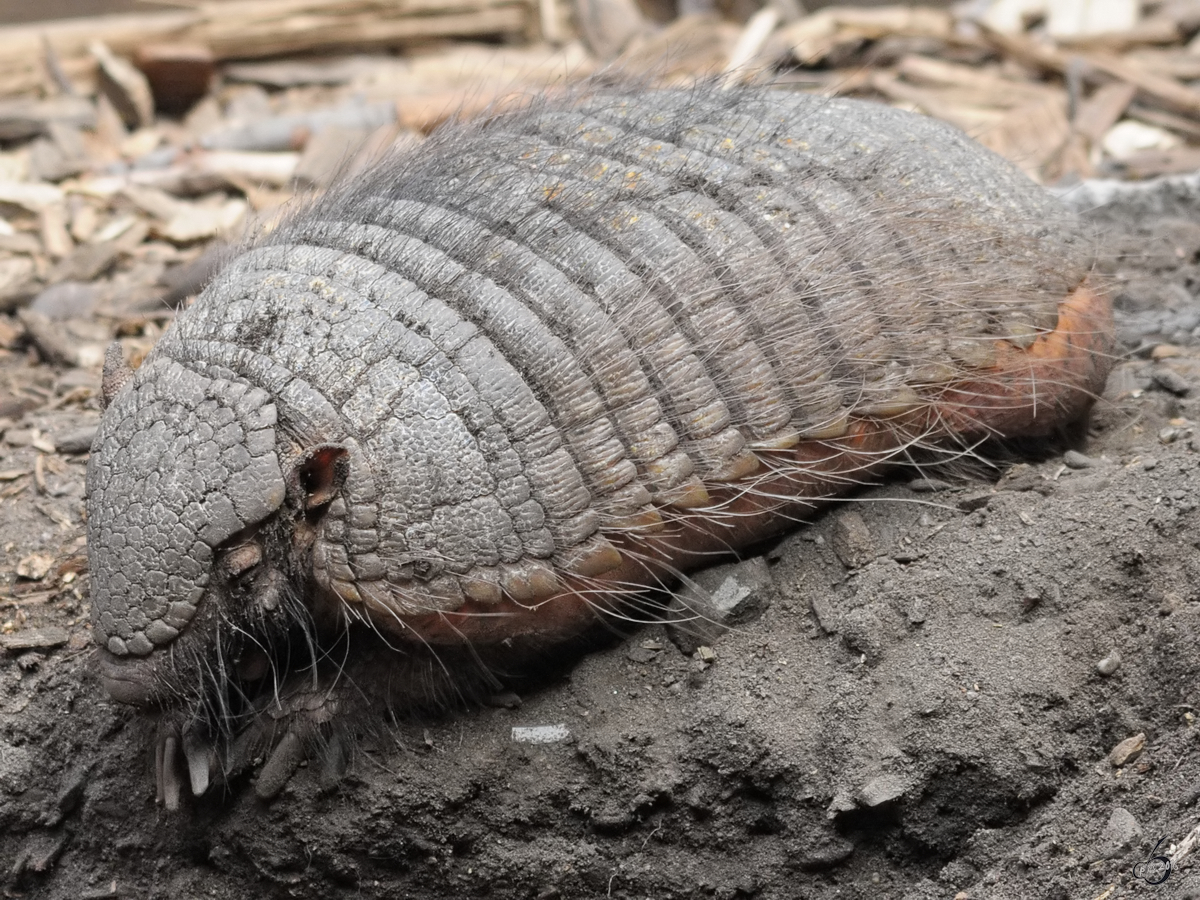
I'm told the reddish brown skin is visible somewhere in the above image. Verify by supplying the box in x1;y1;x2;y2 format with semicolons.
401;281;1114;646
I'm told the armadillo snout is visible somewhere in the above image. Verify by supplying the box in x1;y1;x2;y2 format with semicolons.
86;358;286;659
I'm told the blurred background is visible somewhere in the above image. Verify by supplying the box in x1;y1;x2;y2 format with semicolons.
0;0;1197;348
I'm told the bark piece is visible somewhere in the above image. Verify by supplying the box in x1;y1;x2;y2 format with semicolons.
0;97;96;142
92;42;155;130
133;44;216;117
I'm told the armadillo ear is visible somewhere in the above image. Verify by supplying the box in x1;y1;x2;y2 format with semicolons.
101;342;134;410
291;445;348;510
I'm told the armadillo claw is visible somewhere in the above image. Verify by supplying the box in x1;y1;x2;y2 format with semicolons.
254;730;305;800
218;678;345;801
182;728;216;797
155;722;218;811
155;732;183;811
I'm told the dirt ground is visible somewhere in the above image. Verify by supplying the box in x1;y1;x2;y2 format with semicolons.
2;166;1200;899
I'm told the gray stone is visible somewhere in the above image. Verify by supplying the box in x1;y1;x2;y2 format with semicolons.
831;510;874;569
1101;807;1143;859
666;556;773;654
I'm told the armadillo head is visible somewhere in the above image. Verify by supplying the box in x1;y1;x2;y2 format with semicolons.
87;353;291;707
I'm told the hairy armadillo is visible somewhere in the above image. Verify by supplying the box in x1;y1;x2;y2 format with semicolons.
87;86;1113;807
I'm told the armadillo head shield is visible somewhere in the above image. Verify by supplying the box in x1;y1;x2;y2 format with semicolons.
87;356;286;705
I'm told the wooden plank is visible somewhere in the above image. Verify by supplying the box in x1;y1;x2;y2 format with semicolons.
0;0;535;97
980;24;1200;118
1072;80;1135;143
1084;51;1200;117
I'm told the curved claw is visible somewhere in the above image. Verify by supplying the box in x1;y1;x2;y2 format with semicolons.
182;729;215;797
153;675;352;806
156;733;184;811
254;730;305;800
214;677;347;801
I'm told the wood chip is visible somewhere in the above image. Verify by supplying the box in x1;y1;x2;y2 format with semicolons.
573;0;651;58
293;125;374;187
1084;51;1200;118
617;14;740;78
156;197;248;244
18;309;109;368
192;151;300;190
0;0;539;97
0;257;37;310
1055;15;1181;50
0;233;42;255
33;453;46;493
0;97;96;143
199;99;397;152
39;205;74;259
722;7;781;82
47;241;121;284
1072;81;1136;142
0;180;65;212
0;316;22;349
1046;0;1138;39
92;41;156;130
1128;103;1200;142
0;626;70;652
784;5;952;66
120;184;187;222
896;54;1048;102
981;93;1071;179
224;56;385;89
1113;147;1200;178
69;204;100;243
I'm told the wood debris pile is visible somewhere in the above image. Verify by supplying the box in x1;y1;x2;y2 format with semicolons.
0;0;1197;386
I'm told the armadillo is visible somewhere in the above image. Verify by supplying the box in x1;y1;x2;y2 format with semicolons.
86;86;1113;807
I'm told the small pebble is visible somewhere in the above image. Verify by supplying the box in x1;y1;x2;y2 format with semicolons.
1101;807;1142;856
908;477;952;492
830;510;874;569
1096;649;1122;676
29;281;100;320
666;556;772;654
4;428;34;447
53;425;97;455
1150;343;1183;360
1062;449;1099;469
1151;366;1190;396
956;493;992;512
857;773;910;808
1108;733;1146;767
16;553;55;581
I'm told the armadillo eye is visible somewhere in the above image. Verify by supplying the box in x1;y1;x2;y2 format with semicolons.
224;543;263;577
